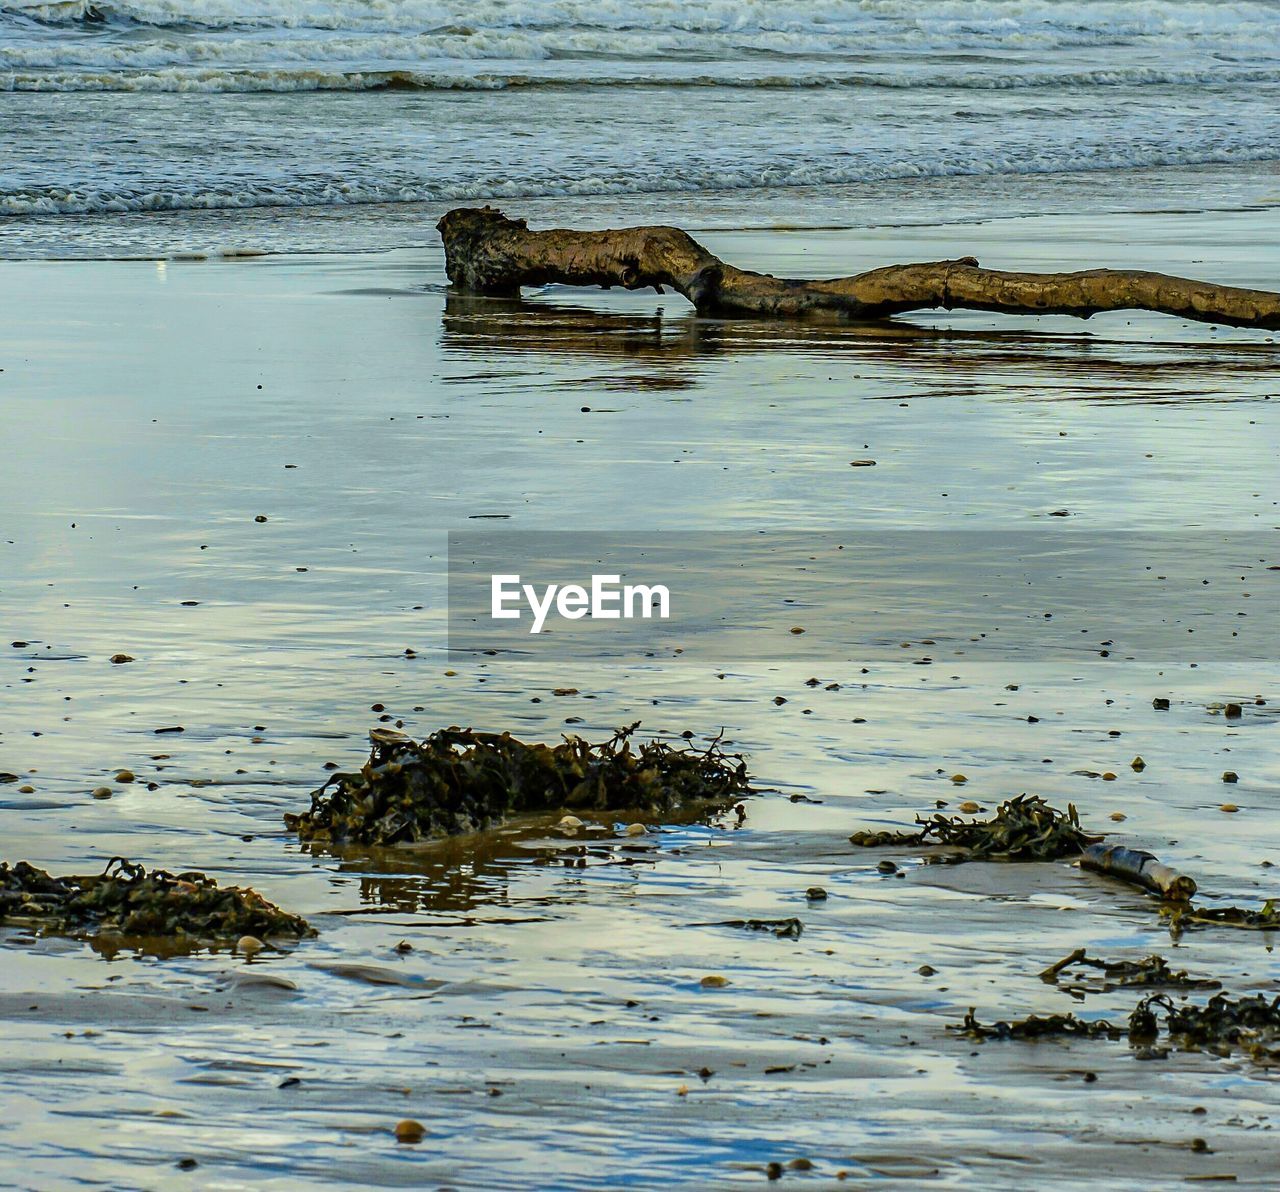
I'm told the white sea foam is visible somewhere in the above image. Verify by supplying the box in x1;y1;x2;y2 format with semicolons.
6;63;1280;92
5;136;1279;215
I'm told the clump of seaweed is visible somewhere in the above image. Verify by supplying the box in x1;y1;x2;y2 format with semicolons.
698;918;804;939
954;991;1280;1065
849;794;1099;861
952;1007;1126;1041
287;723;752;846
1163;899;1280;934
1039;948;1221;991
0;857;312;947
1153;991;1280;1062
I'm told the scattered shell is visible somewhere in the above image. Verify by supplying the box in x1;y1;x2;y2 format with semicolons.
236;935;265;958
394;1119;426;1144
950;774;968;785
958;800;981;814
557;815;584;831
624;823;646;836
1109;811;1127;822
1102;772;1117;782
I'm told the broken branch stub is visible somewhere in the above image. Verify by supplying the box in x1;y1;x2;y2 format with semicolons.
437;207;1280;328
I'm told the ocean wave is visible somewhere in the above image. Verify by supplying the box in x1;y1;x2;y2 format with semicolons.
4;0;1280;55
4;63;1279;92
6;0;1280;38
7;140;1280;215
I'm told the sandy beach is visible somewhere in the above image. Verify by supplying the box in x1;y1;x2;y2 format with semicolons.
1;201;1277;1187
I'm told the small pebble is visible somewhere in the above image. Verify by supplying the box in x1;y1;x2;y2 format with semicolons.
805;887;827;901
950;774;967;785
236;935;264;958
877;860;898;874
1224;702;1243;718
91;786;113;800
254;514;268;523
1131;756;1146;771
624;823;646;836
1220;803;1239;813
115;769;136;783
109;654;134;664
557;815;584;831
958;800;981;814
1109;811;1127;822
700;975;730;988
394;1119;426;1144
1222;772;1239;785
1152;697;1171;710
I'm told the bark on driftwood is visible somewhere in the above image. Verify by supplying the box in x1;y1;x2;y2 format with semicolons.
437;206;1280;328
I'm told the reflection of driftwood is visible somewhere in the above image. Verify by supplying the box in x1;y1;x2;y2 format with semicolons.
439;207;1280;328
1080;843;1197;901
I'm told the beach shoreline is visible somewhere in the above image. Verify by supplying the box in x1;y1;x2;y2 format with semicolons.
1;202;1277;1186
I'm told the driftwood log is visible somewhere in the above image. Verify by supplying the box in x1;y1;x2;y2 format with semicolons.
438;207;1280;328
1080;842;1197;901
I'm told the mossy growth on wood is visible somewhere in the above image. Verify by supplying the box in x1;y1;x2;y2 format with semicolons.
286;723;753;846
0;857;312;948
849;794;1099;861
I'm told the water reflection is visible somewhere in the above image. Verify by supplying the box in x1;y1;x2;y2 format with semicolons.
303;822;669;915
440;293;1279;398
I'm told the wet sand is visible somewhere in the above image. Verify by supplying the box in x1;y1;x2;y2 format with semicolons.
1;207;1278;1188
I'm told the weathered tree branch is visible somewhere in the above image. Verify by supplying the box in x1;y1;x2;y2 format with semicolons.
437;206;1280;329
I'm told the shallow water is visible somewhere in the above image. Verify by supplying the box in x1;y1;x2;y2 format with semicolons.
1;211;1278;1187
